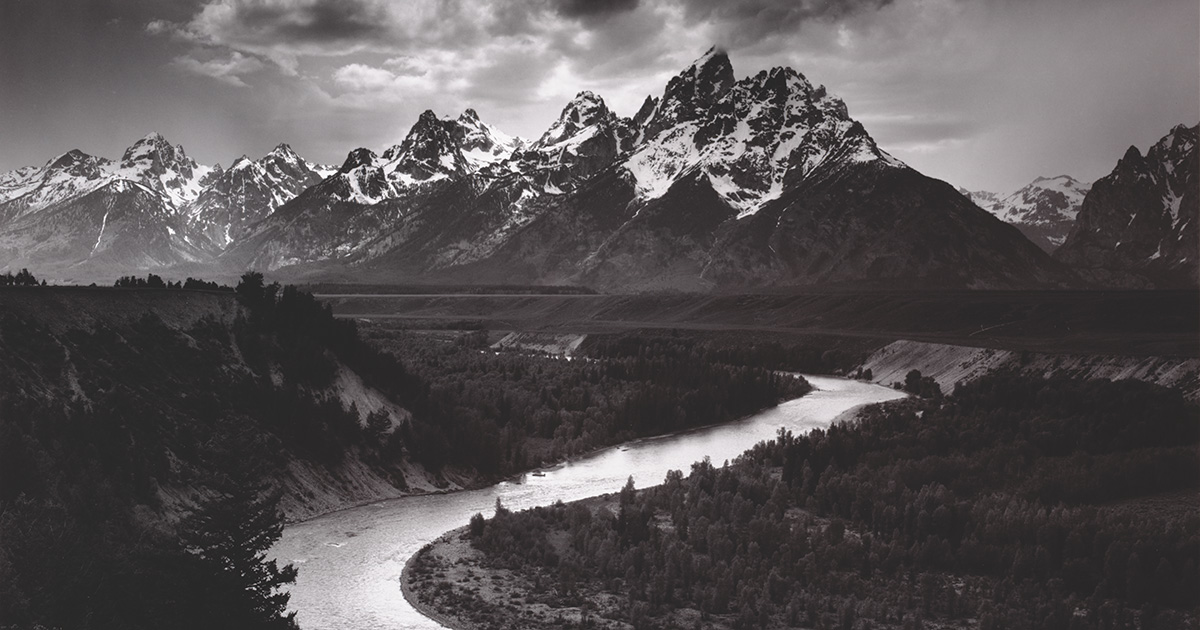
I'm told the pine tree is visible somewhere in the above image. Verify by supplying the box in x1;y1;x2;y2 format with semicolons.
181;481;299;628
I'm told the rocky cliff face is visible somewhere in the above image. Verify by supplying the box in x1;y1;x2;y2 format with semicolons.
1055;124;1198;286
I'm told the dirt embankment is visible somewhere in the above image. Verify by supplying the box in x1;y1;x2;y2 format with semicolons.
862;340;1200;400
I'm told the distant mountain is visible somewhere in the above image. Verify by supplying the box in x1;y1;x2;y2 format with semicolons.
1;49;1077;290
0;135;328;280
109;132;220;208
1055;124;1198;287
229;48;1067;290
959;188;1001;209
184;143;331;249
0;135;219;276
963;175;1091;253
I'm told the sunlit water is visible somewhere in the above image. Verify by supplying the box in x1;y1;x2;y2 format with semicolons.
270;376;905;629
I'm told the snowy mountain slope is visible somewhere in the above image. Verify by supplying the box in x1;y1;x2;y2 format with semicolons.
0;134;224;279
0;150;115;223
622;60;902;219
2;49;1078;289
184;143;329;249
964;175;1090;252
1055;124;1198;286
225;98;625;273
0;179;209;274
473;49;1066;290
0;134;220;222
109;132;220;208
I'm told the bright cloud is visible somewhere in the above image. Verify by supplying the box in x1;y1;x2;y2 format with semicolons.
170;51;266;87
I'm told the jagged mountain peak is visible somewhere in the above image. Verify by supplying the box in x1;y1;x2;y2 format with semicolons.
1118;145;1144;167
47;149;108;172
453;108;521;169
120;132;182;164
563;90;607;117
269;143;301;160
639;46;736;141
1055;123;1198;285
690;46;733;80
1149;123;1197;162
340;148;380;173
382;109;470;183
633;95;657;128
532;91;620;151
753;65;815;95
110;131;217;208
184;141;329;249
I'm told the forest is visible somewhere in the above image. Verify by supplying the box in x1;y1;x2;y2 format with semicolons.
0;275;808;628
429;375;1199;630
357;326;809;476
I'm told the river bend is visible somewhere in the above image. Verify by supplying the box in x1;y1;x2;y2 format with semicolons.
270;376;905;629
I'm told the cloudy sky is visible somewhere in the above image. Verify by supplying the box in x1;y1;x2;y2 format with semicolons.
1;0;1196;192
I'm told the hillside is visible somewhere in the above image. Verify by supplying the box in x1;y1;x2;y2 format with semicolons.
0;284;426;628
0;284;808;628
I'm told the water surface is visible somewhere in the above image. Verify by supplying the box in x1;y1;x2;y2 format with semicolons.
271;376;905;629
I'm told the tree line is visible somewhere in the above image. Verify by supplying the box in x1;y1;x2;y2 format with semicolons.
114;273;231;291
0;268;43;286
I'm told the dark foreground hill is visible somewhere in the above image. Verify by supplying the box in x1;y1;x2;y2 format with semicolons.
0;284;805;628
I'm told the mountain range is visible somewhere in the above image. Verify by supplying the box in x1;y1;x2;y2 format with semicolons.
0;49;1194;289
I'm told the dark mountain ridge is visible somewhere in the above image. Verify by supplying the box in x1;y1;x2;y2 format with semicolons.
1055;124;1198;287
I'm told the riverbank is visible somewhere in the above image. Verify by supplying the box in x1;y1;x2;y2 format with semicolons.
401;379;1200;630
270;377;908;630
403;495;635;630
400;531;476;630
284;375;814;526
400;397;890;629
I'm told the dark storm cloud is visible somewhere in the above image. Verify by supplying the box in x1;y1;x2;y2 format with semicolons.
680;0;894;45
227;0;391;43
557;0;639;21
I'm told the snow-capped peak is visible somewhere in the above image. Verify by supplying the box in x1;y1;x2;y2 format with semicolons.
111;132;216;208
0;148;115;216
532;91;616;151
269;143;302;162
184;141;331;247
454;108;522;170
624;48;901;217
340;148;382;173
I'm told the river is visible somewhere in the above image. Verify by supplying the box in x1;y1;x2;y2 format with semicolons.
269;375;905;629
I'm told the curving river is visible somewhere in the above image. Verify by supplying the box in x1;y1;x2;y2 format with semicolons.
270;376;905;630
